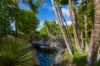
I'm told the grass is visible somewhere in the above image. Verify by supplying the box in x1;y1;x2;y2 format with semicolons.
0;36;38;66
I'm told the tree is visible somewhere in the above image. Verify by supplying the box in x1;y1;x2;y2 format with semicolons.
14;10;39;37
22;0;42;13
51;0;100;65
51;0;74;58
0;0;17;37
40;26;49;37
55;0;82;54
44;20;61;36
0;0;40;38
40;20;61;37
77;0;94;55
88;0;100;66
68;0;82;54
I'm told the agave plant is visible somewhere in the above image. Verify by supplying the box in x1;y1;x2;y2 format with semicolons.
0;36;38;66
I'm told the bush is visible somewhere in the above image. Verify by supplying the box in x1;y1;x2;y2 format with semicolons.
94;60;100;66
73;51;88;66
0;36;38;66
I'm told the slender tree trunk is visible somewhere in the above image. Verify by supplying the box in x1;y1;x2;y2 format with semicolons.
88;0;100;66
51;0;74;58
68;0;82;54
58;6;73;50
84;15;89;54
81;31;84;50
84;15;88;45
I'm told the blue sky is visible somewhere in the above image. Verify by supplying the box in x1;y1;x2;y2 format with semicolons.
37;0;56;20
18;0;75;30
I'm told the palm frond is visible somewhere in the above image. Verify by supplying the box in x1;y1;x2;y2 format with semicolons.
0;36;38;66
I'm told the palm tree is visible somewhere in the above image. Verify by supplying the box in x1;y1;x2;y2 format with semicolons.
56;0;82;54
22;0;42;13
0;36;38;66
68;0;82;54
88;0;100;66
51;0;74;58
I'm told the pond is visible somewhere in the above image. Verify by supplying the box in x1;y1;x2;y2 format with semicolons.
35;49;55;66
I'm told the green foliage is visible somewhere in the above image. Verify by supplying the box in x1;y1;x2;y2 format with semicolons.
0;36;38;66
77;0;94;32
59;0;68;5
77;0;94;42
40;20;62;36
40;26;48;37
46;20;61;35
73;50;87;66
15;10;39;36
0;0;16;36
0;0;40;38
29;31;41;42
55;0;78;5
22;0;42;13
67;25;73;37
94;60;100;66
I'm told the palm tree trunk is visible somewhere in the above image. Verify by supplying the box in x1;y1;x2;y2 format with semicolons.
88;0;100;66
68;0;82;54
84;15;89;54
51;0;74;58
58;6;73;50
84;15;88;45
81;31;84;50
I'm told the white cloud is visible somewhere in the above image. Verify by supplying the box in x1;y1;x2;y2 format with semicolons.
37;20;45;30
42;3;53;11
66;21;72;25
39;20;44;27
62;8;70;16
61;21;72;25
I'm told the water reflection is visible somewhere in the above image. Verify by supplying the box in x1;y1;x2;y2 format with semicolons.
35;50;54;66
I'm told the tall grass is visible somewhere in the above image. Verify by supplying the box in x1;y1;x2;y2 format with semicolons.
0;36;38;66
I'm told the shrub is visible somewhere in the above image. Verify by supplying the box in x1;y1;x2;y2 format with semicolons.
0;36;38;66
73;51;88;66
94;60;100;66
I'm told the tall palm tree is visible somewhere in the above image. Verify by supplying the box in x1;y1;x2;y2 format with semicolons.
51;0;74;58
54;0;82;54
68;0;82;54
88;0;100;66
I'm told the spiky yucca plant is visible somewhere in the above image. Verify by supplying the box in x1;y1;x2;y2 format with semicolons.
0;36;38;66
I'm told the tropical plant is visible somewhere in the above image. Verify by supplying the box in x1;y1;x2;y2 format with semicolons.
77;0;94;55
51;0;74;58
42;20;61;36
0;36;38;66
52;0;100;66
22;0;42;13
54;0;82;54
